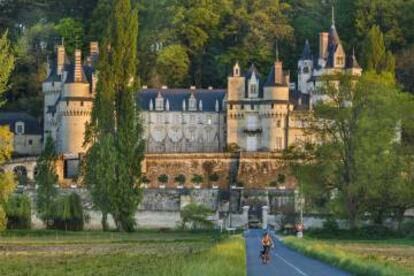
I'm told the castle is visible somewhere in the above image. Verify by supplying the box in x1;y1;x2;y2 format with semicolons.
1;18;362;185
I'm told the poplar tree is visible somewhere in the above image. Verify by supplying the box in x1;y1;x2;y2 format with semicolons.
35;136;59;227
84;0;144;232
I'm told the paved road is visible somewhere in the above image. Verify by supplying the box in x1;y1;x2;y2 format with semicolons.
245;229;350;276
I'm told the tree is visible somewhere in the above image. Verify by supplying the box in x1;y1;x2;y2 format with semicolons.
35;136;59;227
396;44;414;93
156;44;189;87
55;18;85;57
0;30;14;105
287;73;405;228
180;203;213;230
362;25;395;74
0;30;15;231
83;0;144;232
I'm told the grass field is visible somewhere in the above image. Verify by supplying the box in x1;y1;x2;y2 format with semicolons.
0;230;246;276
283;236;414;276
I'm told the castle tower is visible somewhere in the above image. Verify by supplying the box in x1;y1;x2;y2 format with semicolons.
297;40;313;94
263;56;291;151
57;49;93;155
43;44;68;142
226;62;246;148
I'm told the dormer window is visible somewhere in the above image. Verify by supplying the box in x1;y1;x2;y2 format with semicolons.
336;56;344;66
15;122;25;135
199;100;203;111
248;73;259;98
189;94;197;111
155;93;164;111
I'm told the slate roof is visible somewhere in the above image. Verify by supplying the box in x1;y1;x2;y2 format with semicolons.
64;63;89;84
325;25;342;68
346;49;361;69
300;40;312;60
0;112;42;135
138;88;226;112
45;58;62;83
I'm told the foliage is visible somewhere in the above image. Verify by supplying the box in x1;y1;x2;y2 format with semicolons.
5;194;31;229
322;216;339;234
155;44;189;87
158;174;168;184
285;73;411;228
50;193;85;231
0;30;14;105
174;174;186;185
180;203;213;230
209;173;219;183
55;18;85;57
83;0;144;232
35;136;58;227
399;220;414;238
362;25;395;73
397;44;414;93
0;30;15;231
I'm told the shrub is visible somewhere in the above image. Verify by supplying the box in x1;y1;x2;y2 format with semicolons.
50;193;84;231
323;216;339;233
158;174;168;184
355;224;396;239
5;194;31;229
180;203;213;230
399;220;414;237
175;174;186;185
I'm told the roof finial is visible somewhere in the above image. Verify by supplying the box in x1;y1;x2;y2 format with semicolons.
275;40;279;62
332;5;335;26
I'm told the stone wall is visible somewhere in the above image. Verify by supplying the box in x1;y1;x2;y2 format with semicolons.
143;152;297;189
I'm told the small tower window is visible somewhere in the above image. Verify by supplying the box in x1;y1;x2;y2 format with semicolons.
336;56;344;66
15;122;25;135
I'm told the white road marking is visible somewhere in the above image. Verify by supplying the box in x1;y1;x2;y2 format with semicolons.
273;252;309;276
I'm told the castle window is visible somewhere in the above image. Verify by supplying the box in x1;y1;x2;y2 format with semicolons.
15;122;25;135
155;95;164;111
230;105;233;110
241;105;244;110
336;56;344;66
276;120;281;128
251;104;254;110
28;139;33;145
80;101;84;106
303;66;309;74
189;94;197;111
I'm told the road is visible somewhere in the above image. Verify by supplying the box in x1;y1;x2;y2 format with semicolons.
245;229;350;276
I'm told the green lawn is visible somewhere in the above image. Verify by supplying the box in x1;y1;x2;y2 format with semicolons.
283;236;414;276
0;230;246;276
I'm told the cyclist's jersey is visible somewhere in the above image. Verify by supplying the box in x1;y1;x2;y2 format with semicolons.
262;236;272;246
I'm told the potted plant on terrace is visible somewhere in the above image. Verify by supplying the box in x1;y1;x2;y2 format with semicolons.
158;174;168;189
141;175;150;189
209;173;219;189
175;174;186;189
191;174;203;189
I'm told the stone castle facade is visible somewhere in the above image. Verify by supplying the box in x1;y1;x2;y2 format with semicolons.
38;19;362;180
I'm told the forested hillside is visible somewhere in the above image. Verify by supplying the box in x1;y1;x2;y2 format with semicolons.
1;0;414;117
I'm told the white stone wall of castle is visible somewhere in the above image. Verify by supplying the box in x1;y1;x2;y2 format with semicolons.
13;134;42;156
143;111;225;153
227;76;245;101
297;60;313;94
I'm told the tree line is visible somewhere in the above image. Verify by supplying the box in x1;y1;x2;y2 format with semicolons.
2;0;414;117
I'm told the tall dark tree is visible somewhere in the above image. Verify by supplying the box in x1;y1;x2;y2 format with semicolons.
35;136;59;227
84;0;144;232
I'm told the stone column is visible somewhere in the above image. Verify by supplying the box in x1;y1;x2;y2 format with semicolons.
242;205;250;229
262;206;269;230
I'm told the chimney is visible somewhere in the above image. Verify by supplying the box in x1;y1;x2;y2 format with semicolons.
319;32;329;59
275;61;283;85
57;45;65;76
74;49;82;82
90;42;99;57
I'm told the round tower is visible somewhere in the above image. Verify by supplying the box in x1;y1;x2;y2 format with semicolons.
57;49;93;155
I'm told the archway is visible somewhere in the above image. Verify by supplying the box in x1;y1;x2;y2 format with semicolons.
13;166;28;186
